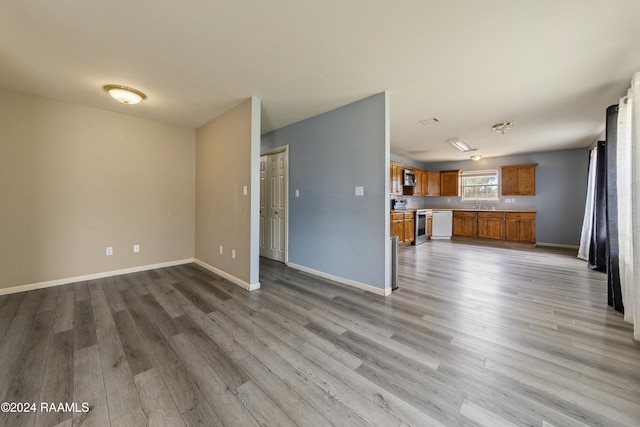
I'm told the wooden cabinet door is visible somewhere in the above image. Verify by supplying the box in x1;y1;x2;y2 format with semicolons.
505;213;536;243
404;213;415;244
391;212;405;243
501;164;537;195
420;170;428;196
413;170;423;196
440;170;460;197
517;165;536;195
477;212;505;240
453;211;477;237
413;169;427;196
390;164;403;195
426;171;440;196
426;214;432;237
501;166;519;195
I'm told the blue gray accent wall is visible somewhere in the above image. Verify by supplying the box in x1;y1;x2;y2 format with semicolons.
420;148;590;246
262;93;389;290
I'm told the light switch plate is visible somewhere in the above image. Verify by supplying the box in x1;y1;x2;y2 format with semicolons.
355;186;364;196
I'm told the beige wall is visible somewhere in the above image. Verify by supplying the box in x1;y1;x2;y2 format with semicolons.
195;98;260;286
0;90;196;290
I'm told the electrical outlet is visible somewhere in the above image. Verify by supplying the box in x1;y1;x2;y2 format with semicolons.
219;246;223;254
232;249;236;259
133;244;140;253
295;189;300;197
106;247;113;256
243;185;248;196
355;186;364;197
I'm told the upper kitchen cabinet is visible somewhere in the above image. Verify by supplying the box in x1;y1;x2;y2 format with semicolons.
390;163;403;195
413;169;427;196
501;163;537;196
426;170;440;196
440;170;461;197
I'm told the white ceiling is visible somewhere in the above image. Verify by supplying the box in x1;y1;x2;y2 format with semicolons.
2;0;640;162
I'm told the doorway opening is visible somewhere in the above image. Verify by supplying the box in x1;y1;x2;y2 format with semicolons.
260;146;288;263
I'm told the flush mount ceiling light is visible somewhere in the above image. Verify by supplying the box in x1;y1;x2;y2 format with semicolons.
492;122;513;134
448;138;478;153
470;155;482;161
103;85;146;105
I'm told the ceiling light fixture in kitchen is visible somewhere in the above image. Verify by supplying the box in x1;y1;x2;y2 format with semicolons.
448;138;478;152
492;122;513;134
103;85;146;105
470;155;482;161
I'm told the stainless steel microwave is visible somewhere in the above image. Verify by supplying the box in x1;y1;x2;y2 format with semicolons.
403;169;416;186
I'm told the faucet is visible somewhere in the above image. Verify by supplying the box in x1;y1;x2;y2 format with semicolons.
474;199;480;210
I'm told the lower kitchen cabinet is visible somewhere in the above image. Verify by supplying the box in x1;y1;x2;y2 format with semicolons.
404;212;415;244
391;212;404;242
505;212;536;243
477;212;505;240
453;211;477;238
454;210;536;244
390;211;415;246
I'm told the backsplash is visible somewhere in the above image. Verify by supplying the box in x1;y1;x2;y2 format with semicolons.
392;195;535;211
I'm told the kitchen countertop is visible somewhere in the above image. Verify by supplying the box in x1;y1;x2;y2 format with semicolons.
391;208;536;213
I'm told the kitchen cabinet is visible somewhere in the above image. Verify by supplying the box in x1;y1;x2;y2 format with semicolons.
390;211;415;245
505;212;536;243
413;169;427;196
477;212;506;240
404;212;415;244
501;163;537;196
453;211;477;238
390;163;403;195
452;210;536;244
391;212;404;241
426;212;433;238
440;170;461;197
426;170;440;196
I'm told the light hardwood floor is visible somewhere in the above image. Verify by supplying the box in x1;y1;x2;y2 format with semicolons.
1;241;639;426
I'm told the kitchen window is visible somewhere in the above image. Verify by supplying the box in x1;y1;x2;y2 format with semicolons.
461;169;499;201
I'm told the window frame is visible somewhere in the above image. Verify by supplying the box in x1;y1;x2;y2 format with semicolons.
460;169;500;202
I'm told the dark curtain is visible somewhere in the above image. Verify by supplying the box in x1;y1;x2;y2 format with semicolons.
588;141;607;271
606;105;624;312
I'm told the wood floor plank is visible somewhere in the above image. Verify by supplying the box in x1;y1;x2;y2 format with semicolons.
89;281;115;329
0;310;54;427
73;344;109;426
134;368;185;427
113;309;154;376
236;355;332;427
36;329;74;427
173;314;250;390
73;298;97;350
96;326;143;425
52;290;75;333
235;380;297;427
170;334;260;427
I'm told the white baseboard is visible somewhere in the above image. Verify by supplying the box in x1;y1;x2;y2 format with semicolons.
536;242;579;250
286;262;391;296
194;259;260;291
0;258;195;296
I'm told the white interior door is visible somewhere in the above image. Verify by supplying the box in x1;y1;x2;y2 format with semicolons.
260;151;287;262
259;156;267;257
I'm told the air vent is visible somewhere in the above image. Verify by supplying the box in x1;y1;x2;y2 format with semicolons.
419;117;440;125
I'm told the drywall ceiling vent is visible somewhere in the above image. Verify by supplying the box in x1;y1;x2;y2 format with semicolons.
419;117;440;125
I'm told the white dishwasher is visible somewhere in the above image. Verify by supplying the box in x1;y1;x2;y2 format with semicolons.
431;210;453;240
